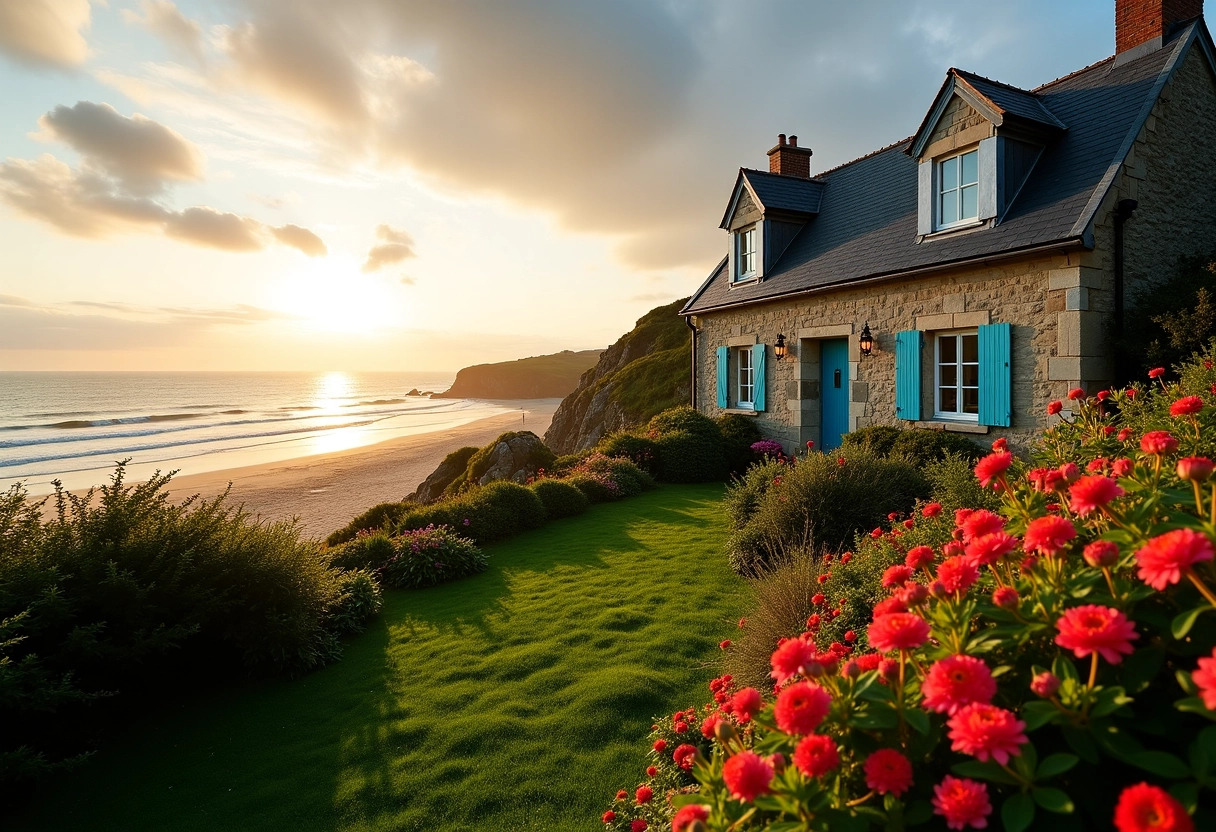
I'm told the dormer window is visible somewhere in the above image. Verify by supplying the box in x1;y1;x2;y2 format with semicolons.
735;225;758;281
937;149;979;230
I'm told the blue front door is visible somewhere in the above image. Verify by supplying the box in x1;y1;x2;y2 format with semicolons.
820;339;849;450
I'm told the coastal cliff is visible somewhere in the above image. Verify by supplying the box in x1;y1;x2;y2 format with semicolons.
543;298;690;454
433;349;601;400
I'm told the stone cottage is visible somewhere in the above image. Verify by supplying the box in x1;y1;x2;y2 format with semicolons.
681;0;1216;451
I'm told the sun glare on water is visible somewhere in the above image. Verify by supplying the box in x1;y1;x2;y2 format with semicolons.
273;256;405;334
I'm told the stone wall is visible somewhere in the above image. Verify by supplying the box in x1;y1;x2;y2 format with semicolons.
692;250;1095;454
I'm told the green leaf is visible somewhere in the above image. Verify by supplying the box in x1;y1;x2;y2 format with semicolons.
1052;655;1079;684
1036;753;1080;780
905;800;933;826
1063;727;1101;764
1172;605;1210;639
1169;782;1200;814
1177;669;1200;696
1176;696;1216;720
1128;750;1190;779
1032;787;1075;814
1002;793;1036;832
905;707;930;736
950;760;1019;786
1022;701;1059;732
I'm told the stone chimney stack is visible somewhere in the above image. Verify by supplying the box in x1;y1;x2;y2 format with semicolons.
1116;0;1202;56
767;133;813;178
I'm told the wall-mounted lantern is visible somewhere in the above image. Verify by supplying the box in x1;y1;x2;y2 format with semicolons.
774;333;788;361
859;323;874;357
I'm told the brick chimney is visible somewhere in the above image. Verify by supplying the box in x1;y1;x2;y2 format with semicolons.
767;133;813;178
1116;0;1202;56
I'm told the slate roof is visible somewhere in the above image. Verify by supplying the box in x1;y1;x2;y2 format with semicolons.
683;22;1207;316
952;70;1066;130
735;169;825;220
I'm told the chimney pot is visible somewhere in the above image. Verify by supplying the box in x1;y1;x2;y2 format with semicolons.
789;135;798;147
778;133;787;146
767;132;813;178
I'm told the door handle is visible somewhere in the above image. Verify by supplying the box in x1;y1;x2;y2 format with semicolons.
834;369;841;389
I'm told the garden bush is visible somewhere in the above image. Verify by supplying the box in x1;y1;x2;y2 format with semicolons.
842;425;984;465
596;432;660;474
604;349;1216;831
393;480;545;545
326;500;415;546
329;569;383;635
926;451;1003;512
529;478;590;519
726;448;929;575
327;529;397;571
647;406;726;483
722;459;787;531
718;413;764;475
379;525;487;589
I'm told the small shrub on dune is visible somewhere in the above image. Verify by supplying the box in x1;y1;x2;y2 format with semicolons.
530;478;590;519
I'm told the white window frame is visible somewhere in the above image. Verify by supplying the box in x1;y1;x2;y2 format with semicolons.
934;330;979;422
734;225;757;281
736;346;755;409
936;149;979;231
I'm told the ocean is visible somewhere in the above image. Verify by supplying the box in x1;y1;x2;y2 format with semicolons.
0;371;515;495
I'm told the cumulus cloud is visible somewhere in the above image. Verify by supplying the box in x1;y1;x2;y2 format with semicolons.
271;224;327;256
121;0;205;65
362;224;415;272
0;0;91;69
39;101;204;194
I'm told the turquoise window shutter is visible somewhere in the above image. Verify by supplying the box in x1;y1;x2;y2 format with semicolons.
895;330;922;421
752;344;767;411
978;323;1012;427
716;346;729;408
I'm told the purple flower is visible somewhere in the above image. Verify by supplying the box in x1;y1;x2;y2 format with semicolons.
751;440;785;456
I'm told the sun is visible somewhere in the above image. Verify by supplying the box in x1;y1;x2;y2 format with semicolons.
271;255;407;334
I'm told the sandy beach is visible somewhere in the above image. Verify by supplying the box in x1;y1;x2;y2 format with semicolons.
140;399;561;539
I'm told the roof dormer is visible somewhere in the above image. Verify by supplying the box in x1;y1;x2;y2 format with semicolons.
908;70;1065;237
720;135;825;284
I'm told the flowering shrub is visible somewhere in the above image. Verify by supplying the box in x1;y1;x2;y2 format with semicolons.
751;440;786;458
378;525;487;589
608;354;1216;830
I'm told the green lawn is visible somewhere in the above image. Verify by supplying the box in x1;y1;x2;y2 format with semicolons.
10;483;745;832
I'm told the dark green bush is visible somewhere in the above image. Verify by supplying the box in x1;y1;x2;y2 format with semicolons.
646;406;725;483
330;569;383;635
452;432;556;495
717;413;764;475
327;529;397;570
530;479;590;519
326;500;415;546
722;459;787;531
379;526;487;589
595;432;659;474
394;480;545;545
551;451;590;476
574;453;653;497
839;425;901;457
726;449;929;575
567;474;620;503
925;452;1002;511
841;425;982;465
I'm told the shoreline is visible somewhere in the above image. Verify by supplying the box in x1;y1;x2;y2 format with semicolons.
37;399;561;539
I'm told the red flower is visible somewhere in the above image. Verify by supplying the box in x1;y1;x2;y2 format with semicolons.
1118;428;1134;441
770;637;817;684
1083;540;1120;568
700;713;721;739
1193;647;1216;710
932;776;992;831
646;765;657;777
947;702;1027;764
1113;782;1194;832
773;682;831;735
631;820;647;832
1098;389;1111;401
672;744;698;771
958;510;1004;542
1056;604;1139;664
1023;515;1077;556
1135;528;1215;590
974;451;1013;488
1178;456;1215;482
602;810;616;823
730;687;764;722
1112;457;1134;477
1030;671;1060;698
867;612;930;652
921;655;996;715
1047;400;1063;415
1171;395;1204;417
722;751;773;802
872;597;908;617
1068;387;1086;400
719;639;732;650
1149;367;1165;379
922;502;943;517
870;527;883;539
674;720;688;733
1141;430;1180;455
635;786;653;804
1068;475;1125;516
1058;462;1081;484
863;748;913;797
992;586;1019;610
906;545;935;570
672;805;710;832
882;564;914;588
616;790;628;800
793;734;839;778
965;532;1018;566
812;593;826;605
937;556;979;594
992;437;1008;451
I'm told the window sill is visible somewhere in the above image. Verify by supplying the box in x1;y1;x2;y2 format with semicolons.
920;219;988;241
729;276;760;288
724;408;760;416
914;420;989;434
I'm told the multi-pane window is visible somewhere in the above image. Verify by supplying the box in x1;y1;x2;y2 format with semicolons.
736;226;757;280
937;149;978;229
737;346;755;408
935;331;979;420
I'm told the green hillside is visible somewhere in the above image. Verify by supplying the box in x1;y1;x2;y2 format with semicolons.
433;349;602;399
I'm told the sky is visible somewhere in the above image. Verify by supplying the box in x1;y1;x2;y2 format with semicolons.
0;0;1116;372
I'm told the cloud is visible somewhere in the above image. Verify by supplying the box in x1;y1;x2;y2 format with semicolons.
0;294;36;307
121;1;205;66
362;224;415;272
165;207;264;251
399;275;416;286
39;101;204;194
271;224;327;256
0;0;91;69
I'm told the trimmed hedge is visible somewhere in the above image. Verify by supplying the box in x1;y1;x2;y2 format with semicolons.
595;432;659;474
390;480;546;545
840;424;983;464
646;406;725;483
326;500;415;546
717;413;763;475
530;478;591;519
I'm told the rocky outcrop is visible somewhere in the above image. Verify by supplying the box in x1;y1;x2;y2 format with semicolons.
433;350;601;399
470;431;552;486
408;446;478;503
544;298;691;455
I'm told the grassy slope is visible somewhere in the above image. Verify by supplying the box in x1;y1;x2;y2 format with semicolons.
435;349;602;399
11;484;743;832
